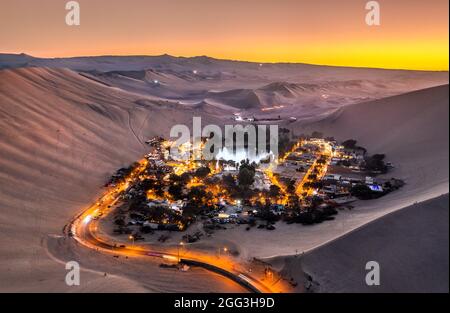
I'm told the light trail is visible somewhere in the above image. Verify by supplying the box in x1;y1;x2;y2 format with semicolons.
67;158;284;293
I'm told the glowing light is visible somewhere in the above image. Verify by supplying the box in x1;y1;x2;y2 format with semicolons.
216;147;274;164
162;255;178;262
83;215;92;224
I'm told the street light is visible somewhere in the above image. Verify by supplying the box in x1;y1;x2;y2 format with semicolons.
178;241;184;261
129;235;135;247
265;267;273;282
219;246;228;257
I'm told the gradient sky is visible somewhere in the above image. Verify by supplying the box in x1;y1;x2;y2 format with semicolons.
0;0;448;70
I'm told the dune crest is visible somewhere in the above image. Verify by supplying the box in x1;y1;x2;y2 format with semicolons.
0;63;448;292
0;66;229;292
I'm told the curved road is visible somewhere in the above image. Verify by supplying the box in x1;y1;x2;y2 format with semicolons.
67;160;275;293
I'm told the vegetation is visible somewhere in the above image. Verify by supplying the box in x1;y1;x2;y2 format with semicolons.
342;139;358;149
194;166;211;179
269;185;281;198
107;134;404;235
168;184;183;200
364;154;388;173
238;160;256;187
350;184;383;200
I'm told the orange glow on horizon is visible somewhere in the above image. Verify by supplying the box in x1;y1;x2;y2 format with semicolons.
0;0;448;71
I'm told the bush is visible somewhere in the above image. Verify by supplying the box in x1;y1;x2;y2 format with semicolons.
351;184;375;200
194;167;211;179
364;154;388;173
187;186;207;205
342;139;357;149
179;172;192;185
221;174;236;189
269;185;281;198
168;184;183;200
238;167;255;186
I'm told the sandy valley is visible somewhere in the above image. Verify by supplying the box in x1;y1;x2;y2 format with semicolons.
0;54;448;292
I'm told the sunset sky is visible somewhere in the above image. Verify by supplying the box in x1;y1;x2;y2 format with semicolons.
0;0;448;70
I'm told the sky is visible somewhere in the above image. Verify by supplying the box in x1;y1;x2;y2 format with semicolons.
0;0;448;70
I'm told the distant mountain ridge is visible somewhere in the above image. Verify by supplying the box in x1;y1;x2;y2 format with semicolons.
1;53;448;117
1;53;448;73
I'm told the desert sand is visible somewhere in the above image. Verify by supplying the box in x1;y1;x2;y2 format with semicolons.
280;194;448;293
0;54;448;292
2;54;448;118
183;85;449;261
0;66;238;292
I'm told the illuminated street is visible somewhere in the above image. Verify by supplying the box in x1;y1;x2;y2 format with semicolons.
69;158;289;293
67;136;400;294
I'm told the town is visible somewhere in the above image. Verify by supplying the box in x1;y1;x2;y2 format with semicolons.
103;132;404;243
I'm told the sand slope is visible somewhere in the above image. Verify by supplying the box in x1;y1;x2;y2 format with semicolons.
265;85;449;292
0;64;447;292
0;67;237;292
197;85;449;262
1;54;448;117
292;84;449;197
297;194;449;293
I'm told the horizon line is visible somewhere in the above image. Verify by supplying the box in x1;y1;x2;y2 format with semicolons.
3;51;449;72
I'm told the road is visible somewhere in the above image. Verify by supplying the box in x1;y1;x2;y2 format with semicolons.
266;140;333;202
296;141;333;197
67;159;277;293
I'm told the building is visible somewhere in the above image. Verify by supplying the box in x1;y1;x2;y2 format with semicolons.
324;174;341;181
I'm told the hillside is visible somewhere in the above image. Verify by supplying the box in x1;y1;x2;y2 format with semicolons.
213;85;449;261
0;67;233;292
1;54;448;116
292;194;449;292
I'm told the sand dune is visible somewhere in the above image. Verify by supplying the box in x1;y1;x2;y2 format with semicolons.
292;84;449;193
0;54;446;81
294;194;449;293
195;85;449;262
206;89;262;109
0;60;447;292
0;67;233;292
1;53;448;116
270;85;448;292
